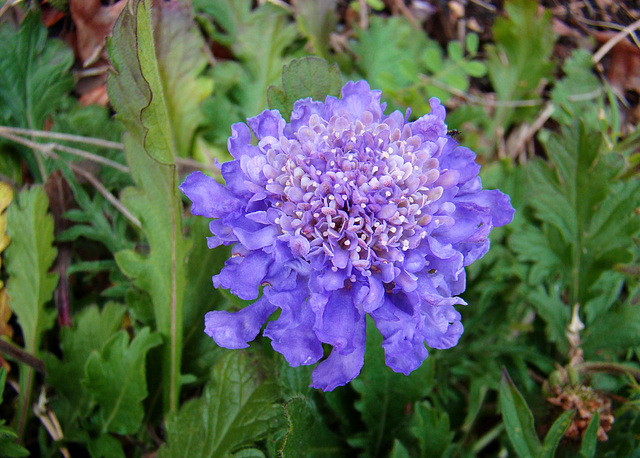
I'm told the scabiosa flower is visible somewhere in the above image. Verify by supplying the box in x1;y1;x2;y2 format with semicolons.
181;81;514;391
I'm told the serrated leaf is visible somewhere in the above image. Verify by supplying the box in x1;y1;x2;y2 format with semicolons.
159;351;281;458
408;401;455;458
293;0;337;59
83;327;161;435
44;303;126;406
541;410;573;457
267;57;342;119
198;1;297;147
499;368;542;457
551;49;602;127
351;317;435;457
579;411;599;458
280;397;346;457
485;0;555;130
107;0;193;413
5;186;58;439
353;16;427;103
0;11;73;130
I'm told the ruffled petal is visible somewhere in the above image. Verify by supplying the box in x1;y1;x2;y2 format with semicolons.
422;303;464;349
180;171;244;219
310;306;367;391
212;250;271;300
263;282;323;366
372;295;429;375
204;295;277;348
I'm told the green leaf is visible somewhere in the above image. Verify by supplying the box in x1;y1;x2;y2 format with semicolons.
499;368;542;457
107;0;193;413
293;0;337;59
465;33;479;55
267;57;342;119
551;49;602;127
0;11;73;130
350;317;435;457
541;410;573;457
408;401;455;458
159;351;282;458
579;411;599;458
201;0;298;144
5;185;58;439
462;60;486;78
447;41;463;63
83;328;162;435
0;368;30;457
389;440;410;458
485;0;555;130
280;397;347;457
88;433;126;458
44;303;126;406
181;218;230;380
151;3;213;158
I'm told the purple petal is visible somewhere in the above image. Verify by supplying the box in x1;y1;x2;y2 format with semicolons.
263;283;323;366
213;251;271;300
310;304;367;391
422;303;464;349
204;295;277;348
247;110;286;140
372;295;429;375
233;225;281;250
180;171;243;218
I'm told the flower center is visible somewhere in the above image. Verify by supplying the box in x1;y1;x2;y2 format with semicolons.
259;112;449;274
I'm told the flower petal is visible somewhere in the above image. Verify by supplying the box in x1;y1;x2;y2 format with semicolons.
204;295;277;349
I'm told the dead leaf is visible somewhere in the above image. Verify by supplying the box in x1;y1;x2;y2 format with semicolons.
69;0;128;67
79;84;109;107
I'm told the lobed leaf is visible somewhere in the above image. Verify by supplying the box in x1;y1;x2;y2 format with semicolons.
5;186;58;438
0;12;73;130
107;0;193;413
159;351;281;458
267;57;342;120
83;327;162;435
280;397;347;457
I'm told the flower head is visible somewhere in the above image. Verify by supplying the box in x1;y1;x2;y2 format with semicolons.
180;81;514;391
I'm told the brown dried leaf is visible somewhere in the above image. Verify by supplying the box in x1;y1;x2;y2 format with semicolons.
70;0;128;66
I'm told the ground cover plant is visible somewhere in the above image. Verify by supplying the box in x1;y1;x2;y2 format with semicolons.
0;0;639;456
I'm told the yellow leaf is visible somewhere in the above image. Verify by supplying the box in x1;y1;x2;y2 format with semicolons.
0;182;13;288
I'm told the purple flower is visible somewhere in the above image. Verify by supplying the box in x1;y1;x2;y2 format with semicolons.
181;81;514;391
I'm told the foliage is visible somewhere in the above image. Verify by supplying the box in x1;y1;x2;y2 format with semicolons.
0;0;639;456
